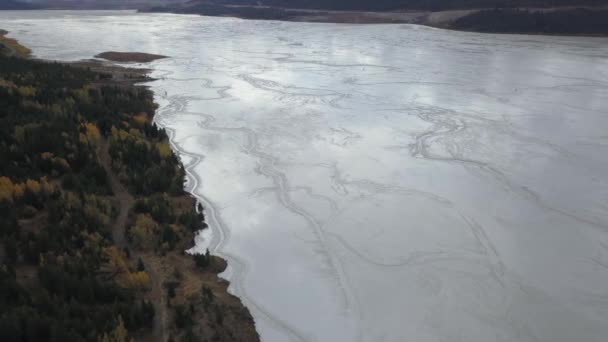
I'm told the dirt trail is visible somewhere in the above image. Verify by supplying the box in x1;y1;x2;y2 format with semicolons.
98;139;168;342
141;254;169;342
100;140;131;249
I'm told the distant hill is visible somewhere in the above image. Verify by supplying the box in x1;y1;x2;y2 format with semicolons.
0;0;39;9
10;0;608;35
451;7;608;34
23;0;608;11
143;0;608;35
14;0;186;10
195;0;608;11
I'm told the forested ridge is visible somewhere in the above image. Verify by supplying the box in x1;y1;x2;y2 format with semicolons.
201;0;608;11
0;1;39;10
0;54;153;341
12;0;608;34
0;49;258;341
451;8;608;33
145;0;608;34
24;0;608;11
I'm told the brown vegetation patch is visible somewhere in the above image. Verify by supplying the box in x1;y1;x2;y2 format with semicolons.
143;251;258;342
0;31;31;58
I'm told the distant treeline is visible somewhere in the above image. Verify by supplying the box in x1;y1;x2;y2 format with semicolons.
149;2;294;19
0;1;40;10
148;0;608;34
452;8;608;34
205;0;608;11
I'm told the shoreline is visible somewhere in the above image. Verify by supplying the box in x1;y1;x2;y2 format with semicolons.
152;97;269;340
0;29;31;57
3;8;608;36
3;11;608;342
0;33;260;341
94;59;260;342
140;5;608;37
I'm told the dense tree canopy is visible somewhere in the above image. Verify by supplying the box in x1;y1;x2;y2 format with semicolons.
0;55;203;341
452;8;608;33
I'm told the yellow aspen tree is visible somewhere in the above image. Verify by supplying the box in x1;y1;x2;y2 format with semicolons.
0;177;14;202
40;177;55;195
104;246;129;274
131;214;159;250
13;183;25;200
25;179;41;194
157;142;172;159
83;122;101;145
132;113;148;126
99;316;129;342
128;271;151;289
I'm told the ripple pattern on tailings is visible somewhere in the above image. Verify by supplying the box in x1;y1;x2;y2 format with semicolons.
3;10;608;342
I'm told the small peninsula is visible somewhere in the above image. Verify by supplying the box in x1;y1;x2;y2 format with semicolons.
95;51;168;63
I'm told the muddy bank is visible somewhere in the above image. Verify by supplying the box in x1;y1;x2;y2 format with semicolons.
95;51;168;63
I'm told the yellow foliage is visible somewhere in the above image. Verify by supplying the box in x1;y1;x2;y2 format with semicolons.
87;123;101;140
25;179;41;194
74;87;91;103
84;202;110;227
157;142;172;159
104;246;129;274
17;86;36;97
40;177;55;195
55;157;71;171
0;177;48;201
82;122;101;145
137;214;158;231
99;316;129;342
0;177;14;202
111;127;130;141
127;271;151;289
13;183;24;199
130;214;159;250
41;152;70;171
128;128;143;139
86;194;112;216
132;113;148;126
79;122;101;146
